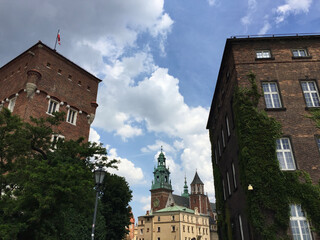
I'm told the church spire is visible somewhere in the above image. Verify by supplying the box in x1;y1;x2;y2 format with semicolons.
181;175;189;198
151;148;172;191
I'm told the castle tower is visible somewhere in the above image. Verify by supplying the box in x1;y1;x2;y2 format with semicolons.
189;171;211;215
150;148;173;212
0;41;101;141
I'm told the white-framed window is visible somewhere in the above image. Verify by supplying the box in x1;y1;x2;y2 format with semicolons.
221;129;225;148
292;49;308;57
47;99;59;115
262;82;282;108
214;148;218;164
51;134;65;150
276;138;296;170
66;108;77;125
256;50;271;59
301;81;320;107
290;204;312;240
226;115;230;137
316;137;320;152
8;97;16;112
239;215;244;240
232;162;237;189
226;171;231;196
222;180;226;200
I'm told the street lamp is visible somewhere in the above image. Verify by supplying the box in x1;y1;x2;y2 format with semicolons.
91;165;106;240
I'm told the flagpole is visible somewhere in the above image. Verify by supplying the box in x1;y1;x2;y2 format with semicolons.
54;29;60;51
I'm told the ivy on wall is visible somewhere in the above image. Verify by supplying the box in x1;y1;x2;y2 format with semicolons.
209;73;320;240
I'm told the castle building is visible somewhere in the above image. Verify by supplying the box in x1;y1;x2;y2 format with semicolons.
137;150;218;240
207;34;320;240
0;41;101;141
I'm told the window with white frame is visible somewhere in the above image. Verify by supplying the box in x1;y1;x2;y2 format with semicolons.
301;81;320;107
226;115;230;137
232;162;237;189
222;179;226;200
221;129;225;148
276;138;296;170
8;97;16;112
238;215;244;240
47;99;59;115
51;134;65;150
316;137;320;152
256;50;271;59
66;108;77;125
290;204;312;240
292;49;308;57
226;171;231;196
214;148;218;164
262;82;282;108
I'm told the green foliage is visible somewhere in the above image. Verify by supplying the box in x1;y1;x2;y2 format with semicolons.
0;108;132;240
209;73;320;239
100;173;133;240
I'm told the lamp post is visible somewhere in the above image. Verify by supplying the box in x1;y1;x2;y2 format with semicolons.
91;165;106;240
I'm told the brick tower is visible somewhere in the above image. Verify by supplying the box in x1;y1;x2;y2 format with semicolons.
150;149;173;212
189;171;212;215
0;41;101;141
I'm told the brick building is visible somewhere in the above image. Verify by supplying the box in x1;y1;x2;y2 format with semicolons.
207;34;320;239
0;41;101;141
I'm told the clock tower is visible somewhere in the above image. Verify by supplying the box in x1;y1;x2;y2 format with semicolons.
150;148;173;212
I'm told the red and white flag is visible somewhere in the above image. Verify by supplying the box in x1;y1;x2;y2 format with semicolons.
57;31;61;45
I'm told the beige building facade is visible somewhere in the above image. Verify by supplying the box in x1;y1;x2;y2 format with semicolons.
136;205;211;240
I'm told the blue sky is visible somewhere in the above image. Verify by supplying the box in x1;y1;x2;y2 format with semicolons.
1;0;320;220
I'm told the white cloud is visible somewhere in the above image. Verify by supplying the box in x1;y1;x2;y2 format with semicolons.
140;196;151;212
107;147;145;185
207;0;216;6
275;0;312;23
241;0;257;27
89;128;101;144
259;21;271;35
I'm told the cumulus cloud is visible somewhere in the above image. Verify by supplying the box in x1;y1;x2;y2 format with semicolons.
275;0;312;23
107;146;145;185
89;128;101;144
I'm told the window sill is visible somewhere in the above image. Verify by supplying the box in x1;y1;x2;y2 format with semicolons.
264;107;286;111
292;56;312;60
305;106;320;111
66;121;77;126
255;57;275;61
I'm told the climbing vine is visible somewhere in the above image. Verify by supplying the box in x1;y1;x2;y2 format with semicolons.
210;72;320;239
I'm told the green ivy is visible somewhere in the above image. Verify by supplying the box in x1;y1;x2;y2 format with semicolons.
209;72;320;239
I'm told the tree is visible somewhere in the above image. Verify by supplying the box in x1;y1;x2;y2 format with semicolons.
0;108;132;240
99;173;133;240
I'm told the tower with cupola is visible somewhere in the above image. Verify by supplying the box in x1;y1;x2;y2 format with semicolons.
150;148;173;212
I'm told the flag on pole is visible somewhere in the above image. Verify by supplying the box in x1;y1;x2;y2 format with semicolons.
54;29;61;50
57;30;61;45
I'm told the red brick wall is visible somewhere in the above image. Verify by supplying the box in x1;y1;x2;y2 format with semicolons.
0;42;101;141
